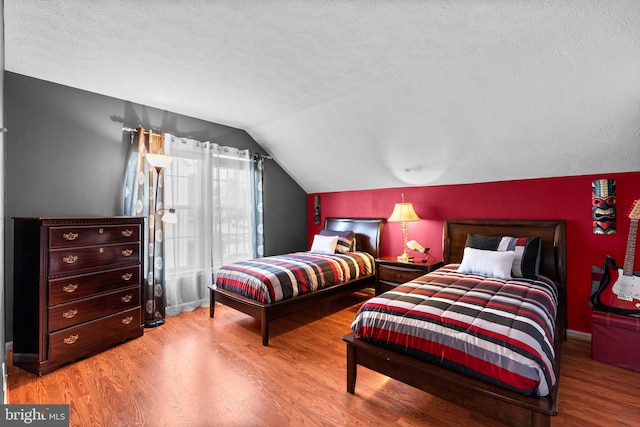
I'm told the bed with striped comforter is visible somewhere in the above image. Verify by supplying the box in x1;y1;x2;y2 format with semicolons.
214;251;375;304
350;264;557;396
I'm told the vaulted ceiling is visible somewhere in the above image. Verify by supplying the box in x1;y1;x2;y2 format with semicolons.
5;1;640;193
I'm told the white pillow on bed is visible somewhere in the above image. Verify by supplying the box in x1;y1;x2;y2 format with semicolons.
457;247;515;279
310;234;339;254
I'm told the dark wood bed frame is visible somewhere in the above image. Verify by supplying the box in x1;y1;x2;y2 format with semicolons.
209;217;385;346
343;219;566;427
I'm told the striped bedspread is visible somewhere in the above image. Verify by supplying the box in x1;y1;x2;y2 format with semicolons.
350;264;557;396
214;251;375;304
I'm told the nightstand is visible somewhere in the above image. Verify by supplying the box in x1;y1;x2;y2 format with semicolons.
375;257;444;295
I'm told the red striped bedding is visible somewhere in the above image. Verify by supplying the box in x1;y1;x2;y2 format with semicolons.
350;264;557;396
214;251;375;304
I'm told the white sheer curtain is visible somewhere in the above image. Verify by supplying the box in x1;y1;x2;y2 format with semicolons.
163;134;255;316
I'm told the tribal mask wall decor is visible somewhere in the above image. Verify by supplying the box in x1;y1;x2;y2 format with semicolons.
592;179;617;234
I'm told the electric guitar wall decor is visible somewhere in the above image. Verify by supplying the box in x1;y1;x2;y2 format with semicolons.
595;200;640;313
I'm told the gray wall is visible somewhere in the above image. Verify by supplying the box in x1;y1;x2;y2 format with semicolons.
4;72;308;342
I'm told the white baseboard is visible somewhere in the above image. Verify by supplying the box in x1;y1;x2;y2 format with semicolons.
2;342;9;404
567;329;591;341
2;361;6;404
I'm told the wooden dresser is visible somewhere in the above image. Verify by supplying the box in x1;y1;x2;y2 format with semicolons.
13;216;145;375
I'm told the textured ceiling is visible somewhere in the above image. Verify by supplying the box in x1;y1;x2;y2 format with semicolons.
5;1;640;193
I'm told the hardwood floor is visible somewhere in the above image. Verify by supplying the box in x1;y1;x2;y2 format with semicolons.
8;289;640;426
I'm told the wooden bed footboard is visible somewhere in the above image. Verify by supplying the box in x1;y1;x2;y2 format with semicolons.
211;275;375;346
343;332;560;427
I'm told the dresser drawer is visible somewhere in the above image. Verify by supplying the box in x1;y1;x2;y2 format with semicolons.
48;286;140;332
378;264;428;284
49;265;140;305
48;307;141;360
48;242;140;275
49;224;141;248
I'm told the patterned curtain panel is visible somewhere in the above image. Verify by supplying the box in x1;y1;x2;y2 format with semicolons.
162;134;263;316
123;128;168;326
252;155;265;258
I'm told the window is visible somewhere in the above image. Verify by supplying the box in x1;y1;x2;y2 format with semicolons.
163;141;256;279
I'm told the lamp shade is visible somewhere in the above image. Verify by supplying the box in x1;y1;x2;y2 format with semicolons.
161;208;178;224
388;203;420;223
146;153;173;170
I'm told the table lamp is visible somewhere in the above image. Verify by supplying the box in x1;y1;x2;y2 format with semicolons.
387;195;421;262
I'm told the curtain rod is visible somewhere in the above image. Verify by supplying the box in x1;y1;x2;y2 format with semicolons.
122;127;272;160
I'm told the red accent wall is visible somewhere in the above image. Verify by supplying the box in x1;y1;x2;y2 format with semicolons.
308;172;640;334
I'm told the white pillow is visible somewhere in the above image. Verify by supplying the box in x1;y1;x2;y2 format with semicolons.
457;247;515;279
310;234;339;254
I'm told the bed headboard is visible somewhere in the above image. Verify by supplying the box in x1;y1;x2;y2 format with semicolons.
443;219;566;290
324;217;385;259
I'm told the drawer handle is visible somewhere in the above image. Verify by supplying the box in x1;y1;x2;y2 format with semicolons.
64;334;79;345
63;283;78;293
121;294;133;303
63;309;78;319
63;232;78;241
121;273;133;281
121;229;133;237
99;228;104;234
121;249;133;257
122;316;134;325
63;255;78;264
